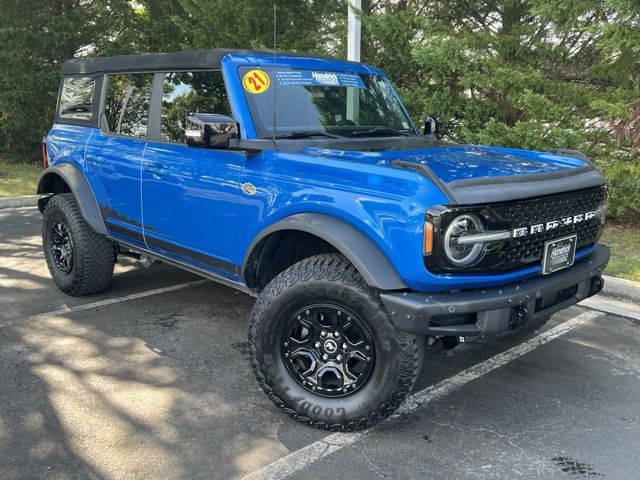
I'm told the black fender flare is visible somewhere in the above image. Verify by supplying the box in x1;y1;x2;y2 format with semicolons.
242;213;408;291
37;163;107;235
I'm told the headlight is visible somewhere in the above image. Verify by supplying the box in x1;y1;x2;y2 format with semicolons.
443;214;485;266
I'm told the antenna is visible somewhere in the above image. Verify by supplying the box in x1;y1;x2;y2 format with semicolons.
272;3;277;142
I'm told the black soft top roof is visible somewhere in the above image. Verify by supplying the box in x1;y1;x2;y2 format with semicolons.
61;48;345;75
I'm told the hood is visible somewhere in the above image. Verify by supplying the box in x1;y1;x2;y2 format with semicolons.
295;141;605;204
301;144;586;182
388;145;587;183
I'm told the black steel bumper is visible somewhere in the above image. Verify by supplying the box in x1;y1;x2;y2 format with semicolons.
380;245;610;352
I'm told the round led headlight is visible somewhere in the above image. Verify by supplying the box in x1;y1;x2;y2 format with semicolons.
443;214;485;266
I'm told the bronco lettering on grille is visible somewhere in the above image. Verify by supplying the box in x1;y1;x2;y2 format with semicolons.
512;210;598;238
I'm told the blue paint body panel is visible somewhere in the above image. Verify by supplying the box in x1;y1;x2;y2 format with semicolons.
46;52;605;293
141;141;245;278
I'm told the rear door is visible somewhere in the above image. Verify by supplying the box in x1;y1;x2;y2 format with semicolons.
84;73;153;247
141;70;244;278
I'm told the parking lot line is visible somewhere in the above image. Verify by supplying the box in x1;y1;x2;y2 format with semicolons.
243;309;604;480
0;279;208;329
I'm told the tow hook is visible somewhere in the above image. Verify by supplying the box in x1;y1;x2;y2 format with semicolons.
510;306;529;329
590;276;604;295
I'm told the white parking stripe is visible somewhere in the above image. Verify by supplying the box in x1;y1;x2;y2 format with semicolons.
0;279;208;329
243;309;604;480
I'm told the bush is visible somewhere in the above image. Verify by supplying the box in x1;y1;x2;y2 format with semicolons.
595;152;640;222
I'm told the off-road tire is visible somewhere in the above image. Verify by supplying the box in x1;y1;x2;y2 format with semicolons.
42;193;116;296
248;253;424;431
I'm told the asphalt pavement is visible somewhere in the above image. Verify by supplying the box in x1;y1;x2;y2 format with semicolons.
1;206;638;480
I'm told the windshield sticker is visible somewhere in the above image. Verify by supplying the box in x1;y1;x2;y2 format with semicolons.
275;70;365;88
243;70;270;94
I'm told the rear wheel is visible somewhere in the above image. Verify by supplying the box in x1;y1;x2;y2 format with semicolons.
248;253;424;431
42;193;116;296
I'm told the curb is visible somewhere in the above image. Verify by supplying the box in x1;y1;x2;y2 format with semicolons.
601;274;640;305
0;195;39;209
581;295;640;322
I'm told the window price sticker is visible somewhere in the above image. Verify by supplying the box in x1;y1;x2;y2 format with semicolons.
275;70;365;88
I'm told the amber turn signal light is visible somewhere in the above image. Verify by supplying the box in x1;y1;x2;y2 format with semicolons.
424;221;433;255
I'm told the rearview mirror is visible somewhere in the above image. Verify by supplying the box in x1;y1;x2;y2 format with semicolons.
423;115;442;138
185;113;238;148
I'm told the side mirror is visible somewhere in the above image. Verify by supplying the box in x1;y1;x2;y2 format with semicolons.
185;113;238;148
423;115;442;138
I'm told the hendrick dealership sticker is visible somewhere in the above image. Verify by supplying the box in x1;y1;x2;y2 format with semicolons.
542;234;577;275
275;70;365;88
242;70;270;94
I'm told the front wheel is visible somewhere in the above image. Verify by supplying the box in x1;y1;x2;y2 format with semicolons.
248;253;424;431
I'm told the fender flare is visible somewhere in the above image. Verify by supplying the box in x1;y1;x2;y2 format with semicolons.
37;163;107;235
242;213;408;291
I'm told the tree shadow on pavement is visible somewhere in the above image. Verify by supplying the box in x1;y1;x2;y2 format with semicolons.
0;281;325;480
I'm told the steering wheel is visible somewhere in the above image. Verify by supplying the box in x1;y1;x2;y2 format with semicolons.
335;119;357;127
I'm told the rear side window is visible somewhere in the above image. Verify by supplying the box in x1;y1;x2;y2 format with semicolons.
104;73;154;138
161;71;231;143
59;77;95;120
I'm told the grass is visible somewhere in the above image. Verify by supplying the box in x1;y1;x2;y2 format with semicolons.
601;223;640;281
0;161;42;197
1;158;638;282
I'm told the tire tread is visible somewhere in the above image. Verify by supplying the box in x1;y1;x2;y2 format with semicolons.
42;193;115;296
248;252;423;431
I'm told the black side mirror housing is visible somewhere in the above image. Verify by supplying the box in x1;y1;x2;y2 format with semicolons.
185;113;239;148
423;115;442;138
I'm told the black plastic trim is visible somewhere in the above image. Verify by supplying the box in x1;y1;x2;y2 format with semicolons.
447;166;605;204
391;160;456;203
109;223;236;273
37;164;107;235
113;238;256;297
380;244;610;335
145;235;237;273
241;213;407;290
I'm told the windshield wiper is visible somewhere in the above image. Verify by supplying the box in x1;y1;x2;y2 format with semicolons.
264;130;344;140
351;128;412;137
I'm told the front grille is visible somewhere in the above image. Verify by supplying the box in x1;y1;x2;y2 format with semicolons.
497;186;606;267
424;185;607;274
502;187;605;228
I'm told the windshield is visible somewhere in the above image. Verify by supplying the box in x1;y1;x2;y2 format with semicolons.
239;66;416;138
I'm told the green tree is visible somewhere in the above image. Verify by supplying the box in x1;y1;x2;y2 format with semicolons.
360;0;639;219
0;0;137;158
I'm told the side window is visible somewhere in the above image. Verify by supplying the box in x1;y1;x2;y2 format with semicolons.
59;77;95;120
161;71;231;143
104;73;153;138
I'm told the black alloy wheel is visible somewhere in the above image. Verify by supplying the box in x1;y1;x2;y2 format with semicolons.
282;304;375;397
50;219;74;274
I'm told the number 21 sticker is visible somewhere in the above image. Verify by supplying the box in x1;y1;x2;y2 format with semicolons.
242;70;270;94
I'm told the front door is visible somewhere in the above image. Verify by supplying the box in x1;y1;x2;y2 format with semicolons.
141;70;243;278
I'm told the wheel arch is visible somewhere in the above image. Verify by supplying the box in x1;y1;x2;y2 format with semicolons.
37;163;107;235
242;213;408;291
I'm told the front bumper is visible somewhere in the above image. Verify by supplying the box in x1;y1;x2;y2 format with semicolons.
380;244;609;352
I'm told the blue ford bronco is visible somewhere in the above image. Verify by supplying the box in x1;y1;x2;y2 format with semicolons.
39;49;609;430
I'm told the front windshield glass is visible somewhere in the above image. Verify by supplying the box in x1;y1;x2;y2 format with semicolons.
238;66;416;138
